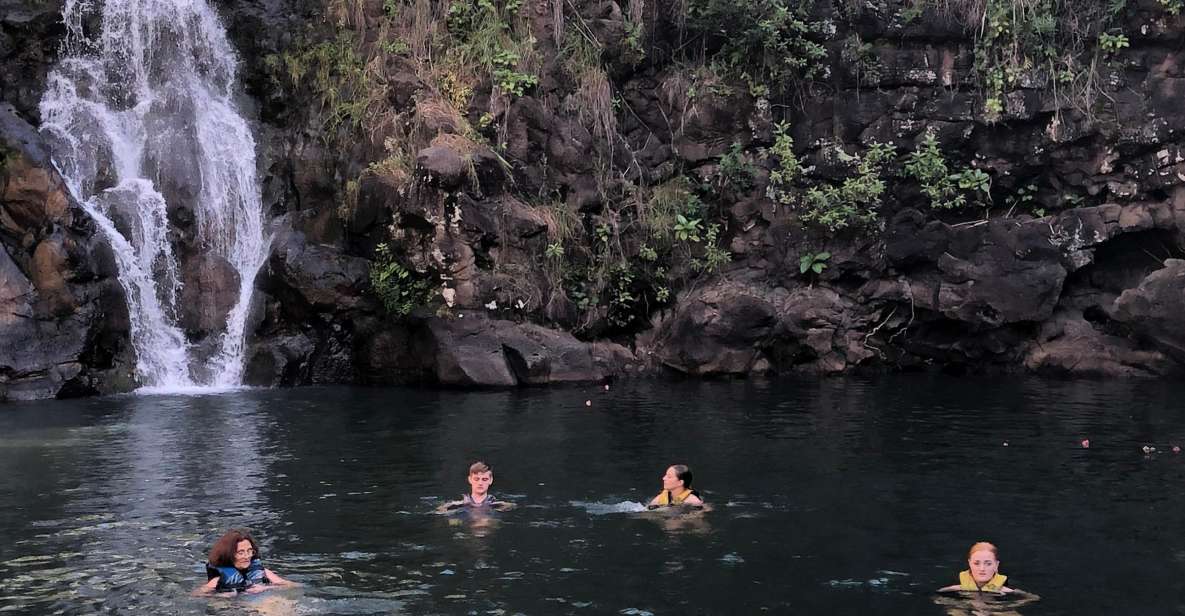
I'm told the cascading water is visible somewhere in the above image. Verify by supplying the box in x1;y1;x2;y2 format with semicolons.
39;0;270;390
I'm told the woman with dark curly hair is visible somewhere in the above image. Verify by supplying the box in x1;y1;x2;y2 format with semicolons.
194;529;297;595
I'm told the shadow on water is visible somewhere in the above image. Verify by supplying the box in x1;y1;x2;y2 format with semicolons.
2;377;1185;614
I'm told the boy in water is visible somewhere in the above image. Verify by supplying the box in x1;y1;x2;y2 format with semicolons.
437;461;513;512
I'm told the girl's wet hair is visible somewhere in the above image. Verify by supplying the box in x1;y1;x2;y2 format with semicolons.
208;529;260;567
967;541;998;560
672;464;693;489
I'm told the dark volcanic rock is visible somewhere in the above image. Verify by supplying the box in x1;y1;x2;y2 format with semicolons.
0;0;64;120
417;145;470;191
648;281;776;375
417;315;634;386
426;316;518;386
179;254;240;336
1112;259;1185;363
0;105;133;400
243;333;314;387
1024;309;1176;377
258;215;370;315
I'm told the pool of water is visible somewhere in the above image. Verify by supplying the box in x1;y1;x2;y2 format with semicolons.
1;376;1184;614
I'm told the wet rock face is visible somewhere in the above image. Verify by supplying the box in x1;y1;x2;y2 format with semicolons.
179;253;240;337
0;0;64;121
0;105;133;401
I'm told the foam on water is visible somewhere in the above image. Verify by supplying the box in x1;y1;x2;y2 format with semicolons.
570;500;649;514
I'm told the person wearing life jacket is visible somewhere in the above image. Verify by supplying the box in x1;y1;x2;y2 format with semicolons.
937;541;1018;594
437;461;514;512
646;464;704;509
194;529;297;595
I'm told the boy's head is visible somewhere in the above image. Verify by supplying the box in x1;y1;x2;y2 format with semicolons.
468;461;493;496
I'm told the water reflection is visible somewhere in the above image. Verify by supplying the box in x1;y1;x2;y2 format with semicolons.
638;508;713;535
444;508;502;539
933;592;1040;616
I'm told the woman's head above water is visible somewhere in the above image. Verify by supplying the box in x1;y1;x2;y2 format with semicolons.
966;541;1000;585
662;464;693;491
208;529;260;570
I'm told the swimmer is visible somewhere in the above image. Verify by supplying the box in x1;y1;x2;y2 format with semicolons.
646;464;704;509
437;461;514;512
194;529;297;595
938;542;1024;594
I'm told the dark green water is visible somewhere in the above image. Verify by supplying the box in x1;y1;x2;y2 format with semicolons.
1;377;1184;615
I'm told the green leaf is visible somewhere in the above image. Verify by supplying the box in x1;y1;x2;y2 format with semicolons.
812;262;824;274
816;252;831;261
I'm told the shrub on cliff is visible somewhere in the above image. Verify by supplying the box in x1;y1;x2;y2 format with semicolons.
370;243;436;317
685;0;828;91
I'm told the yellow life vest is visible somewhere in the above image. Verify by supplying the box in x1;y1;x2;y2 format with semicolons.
652;487;694;506
958;570;1008;592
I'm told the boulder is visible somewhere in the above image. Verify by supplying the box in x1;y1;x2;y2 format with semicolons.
243;333;314;387
259;217;370;314
1024;310;1175;377
1112;259;1185;362
648;281;776;375
417;145;470;191
179;254;240;335
417;315;622;386
425;316;518;386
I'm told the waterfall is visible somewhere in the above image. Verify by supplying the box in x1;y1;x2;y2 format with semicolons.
39;0;270;390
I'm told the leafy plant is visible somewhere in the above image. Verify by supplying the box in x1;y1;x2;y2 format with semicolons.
595;223;612;246
1006;184;1041;215
685;0;829;89
370;243;436;317
1160;0;1183;15
715;142;756;193
673;214;703;242
263;31;384;133
492;48;538;95
904;133;960;209
766;121;802;206
1098;32;1129;55
799;251;831;275
904;133;997;211
446;0;538;99
951;168;992;195
801;143;895;231
695;224;731;273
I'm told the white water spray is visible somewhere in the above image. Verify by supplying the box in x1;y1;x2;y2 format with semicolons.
40;0;270;389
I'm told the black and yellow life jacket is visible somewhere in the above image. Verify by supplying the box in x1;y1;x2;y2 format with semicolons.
957;570;1008;592
650;487;698;507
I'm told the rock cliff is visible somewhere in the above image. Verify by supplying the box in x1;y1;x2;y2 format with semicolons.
8;0;1185;399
